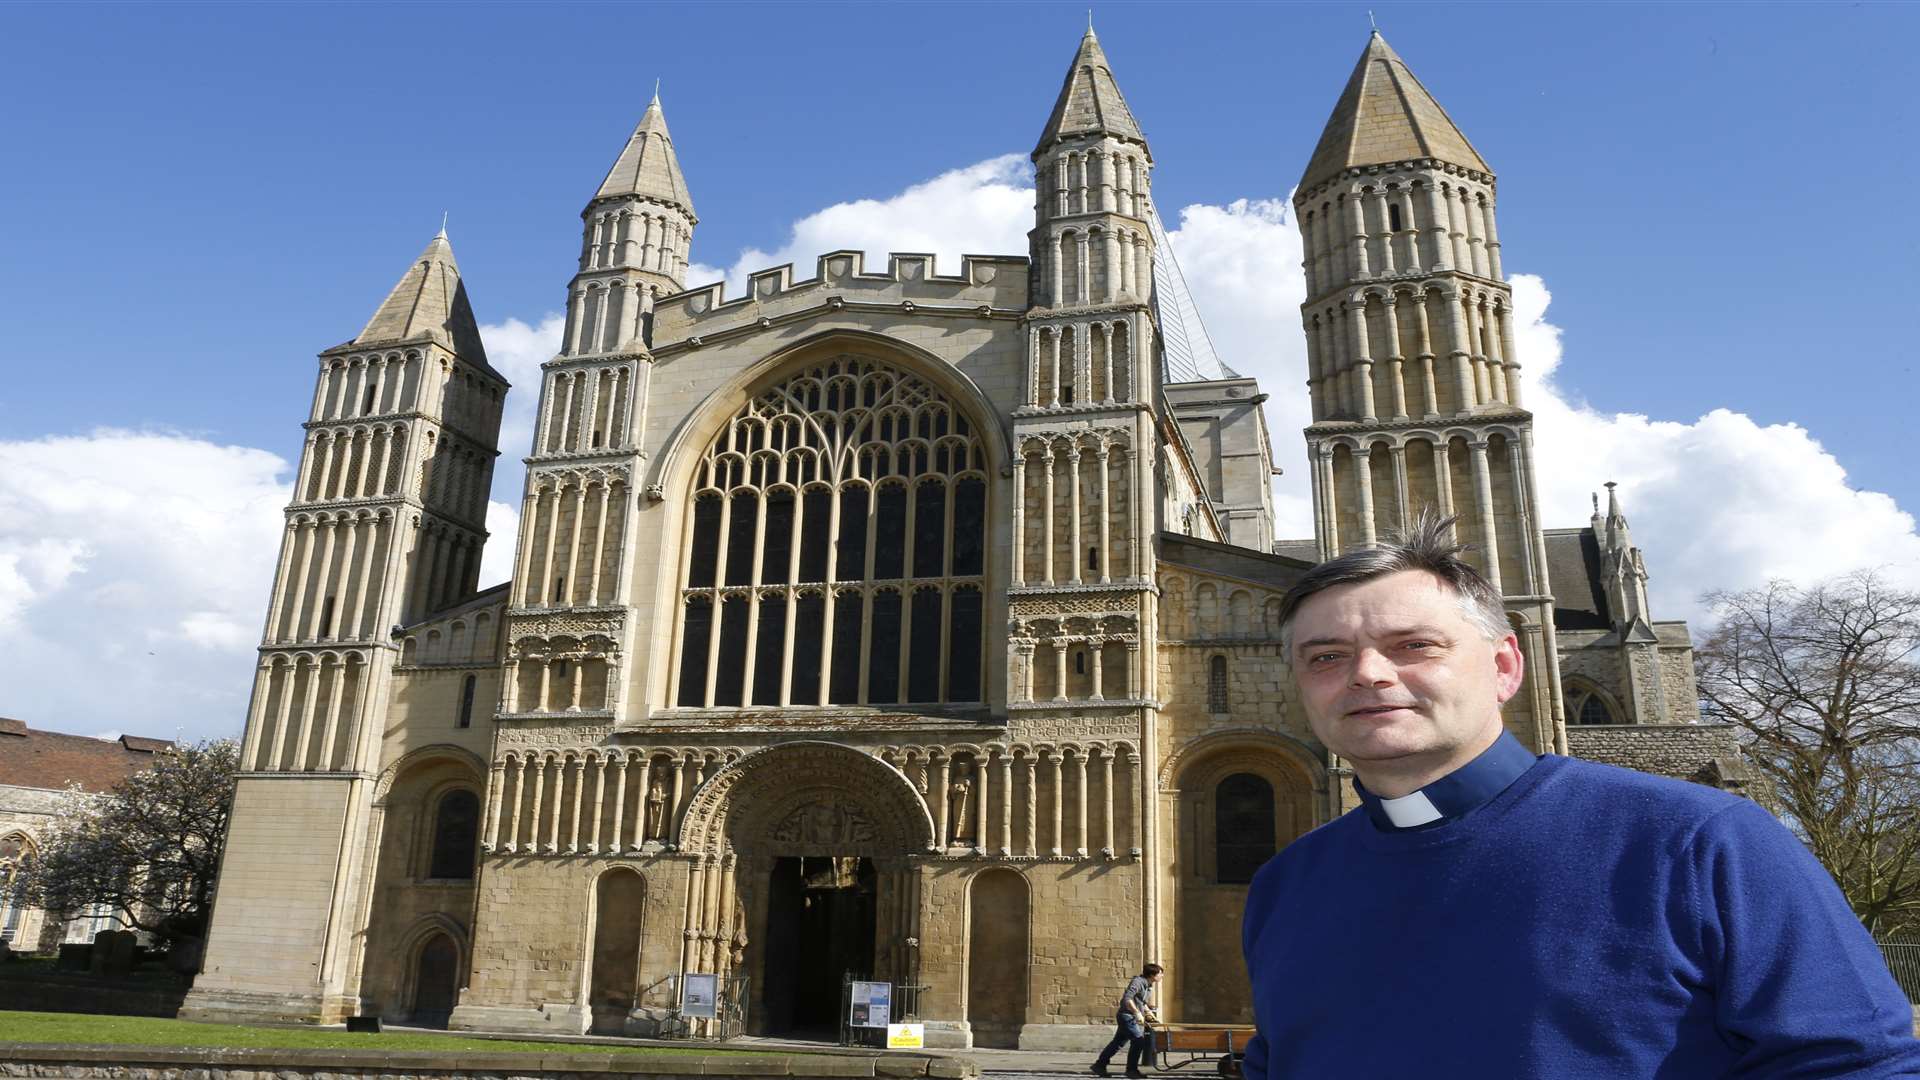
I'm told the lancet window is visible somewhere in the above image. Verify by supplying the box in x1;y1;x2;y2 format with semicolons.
673;356;989;709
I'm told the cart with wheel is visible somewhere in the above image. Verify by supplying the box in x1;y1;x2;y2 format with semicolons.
1149;1023;1256;1077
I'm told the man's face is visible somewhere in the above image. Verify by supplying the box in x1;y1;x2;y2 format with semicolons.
1289;571;1524;787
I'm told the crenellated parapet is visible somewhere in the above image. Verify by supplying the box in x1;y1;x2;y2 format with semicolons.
650;251;1028;356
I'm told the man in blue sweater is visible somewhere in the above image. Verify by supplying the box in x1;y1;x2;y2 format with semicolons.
1240;514;1920;1078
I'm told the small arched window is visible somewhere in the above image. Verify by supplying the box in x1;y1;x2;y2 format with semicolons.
1207;656;1229;714
1215;773;1276;885
1571;690;1617;726
364;384;377;414
1074;650;1087;675
1387;202;1403;232
428;790;480;880
457;675;476;729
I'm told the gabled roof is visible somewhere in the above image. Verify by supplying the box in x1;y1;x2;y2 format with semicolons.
1299;31;1489;190
0;718;173;795
353;231;491;368
594;95;696;217
1034;28;1147;158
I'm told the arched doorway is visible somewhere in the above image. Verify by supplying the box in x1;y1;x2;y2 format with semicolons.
588;869;647;1033
410;933;459;1028
966;869;1029;1048
1170;742;1317;1022
678;742;936;1039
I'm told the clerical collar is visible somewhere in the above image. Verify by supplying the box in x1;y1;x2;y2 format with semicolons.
1354;731;1538;831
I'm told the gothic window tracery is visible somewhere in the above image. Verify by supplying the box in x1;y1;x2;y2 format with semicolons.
674;356;988;709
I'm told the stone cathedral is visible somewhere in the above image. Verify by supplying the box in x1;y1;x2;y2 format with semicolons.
185;31;1739;1045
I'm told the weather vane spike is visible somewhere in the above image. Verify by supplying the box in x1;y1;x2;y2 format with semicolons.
1088;8;1093;31
1368;10;1378;31
439;211;448;237
654;76;661;101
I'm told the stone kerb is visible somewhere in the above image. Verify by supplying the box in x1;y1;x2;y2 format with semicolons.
0;1044;979;1080
652;252;1029;353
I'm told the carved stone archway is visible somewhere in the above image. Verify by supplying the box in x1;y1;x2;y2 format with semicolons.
674;741;936;1035
677;741;936;856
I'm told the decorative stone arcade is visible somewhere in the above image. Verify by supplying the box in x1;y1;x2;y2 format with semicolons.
675;743;937;1037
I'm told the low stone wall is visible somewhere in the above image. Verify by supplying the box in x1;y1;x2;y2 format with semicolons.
0;1044;976;1079
1565;723;1739;780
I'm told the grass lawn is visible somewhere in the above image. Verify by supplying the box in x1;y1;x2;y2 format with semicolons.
0;1010;761;1056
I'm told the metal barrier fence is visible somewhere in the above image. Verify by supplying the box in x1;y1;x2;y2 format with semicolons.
1878;942;1920;1003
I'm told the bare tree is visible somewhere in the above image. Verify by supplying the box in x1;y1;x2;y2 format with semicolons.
21;738;237;962
1698;572;1920;936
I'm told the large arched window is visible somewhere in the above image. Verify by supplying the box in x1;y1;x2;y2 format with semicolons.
1214;773;1276;885
675;356;989;709
428;790;479;880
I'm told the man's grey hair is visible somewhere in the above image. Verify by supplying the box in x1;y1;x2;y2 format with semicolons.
1277;510;1510;655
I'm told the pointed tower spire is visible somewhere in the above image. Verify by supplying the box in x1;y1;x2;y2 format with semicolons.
594;96;695;216
565;101;699;356
1300;31;1488;191
1034;25;1147;158
355;231;489;366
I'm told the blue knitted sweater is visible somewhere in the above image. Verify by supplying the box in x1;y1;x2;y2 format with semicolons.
1240;754;1920;1078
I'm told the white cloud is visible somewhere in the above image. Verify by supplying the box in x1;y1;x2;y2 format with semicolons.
0;430;290;740
687;155;1036;293
1513;274;1920;621
479;499;522;590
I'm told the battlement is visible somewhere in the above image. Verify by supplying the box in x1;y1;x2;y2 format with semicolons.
652;250;1029;350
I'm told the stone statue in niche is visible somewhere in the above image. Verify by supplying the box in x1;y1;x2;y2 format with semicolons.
730;897;748;967
948;763;974;843
645;778;668;841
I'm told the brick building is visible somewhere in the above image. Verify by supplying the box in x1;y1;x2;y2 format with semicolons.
0;718;175;951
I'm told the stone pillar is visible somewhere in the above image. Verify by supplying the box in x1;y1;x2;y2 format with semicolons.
1354;447;1377;546
1470;440;1503;592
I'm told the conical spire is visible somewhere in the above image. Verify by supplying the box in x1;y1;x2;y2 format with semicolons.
594;95;695;216
1034;27;1146;158
1299;31;1489;190
354;231;489;365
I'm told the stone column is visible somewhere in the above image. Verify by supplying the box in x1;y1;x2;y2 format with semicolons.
1470;440;1503;592
1354;447;1377;546
933;754;952;848
1101;748;1116;855
1075;750;1089;857
1346;194;1370;278
1011;455;1026;586
999;752;1014;856
1444;291;1474;414
484;758;506;852
1067;446;1083;584
1390;445;1410;532
589;755;608;853
1041;445;1056;584
1346;303;1376;421
1383;293;1407;420
1096;445;1112;583
1047;751;1064;857
1023;756;1038;856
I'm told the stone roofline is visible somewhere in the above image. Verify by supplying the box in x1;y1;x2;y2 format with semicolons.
651;250;1030;351
1293;157;1497;204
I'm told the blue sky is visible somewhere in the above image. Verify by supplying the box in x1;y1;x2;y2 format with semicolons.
2;1;1917;741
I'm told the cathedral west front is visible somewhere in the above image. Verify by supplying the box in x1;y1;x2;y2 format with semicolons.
184;29;1741;1046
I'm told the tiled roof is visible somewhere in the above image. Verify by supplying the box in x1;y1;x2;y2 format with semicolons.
0;719;173;794
1300;31;1489;190
354;231;493;373
1034;28;1146;157
594;95;695;216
